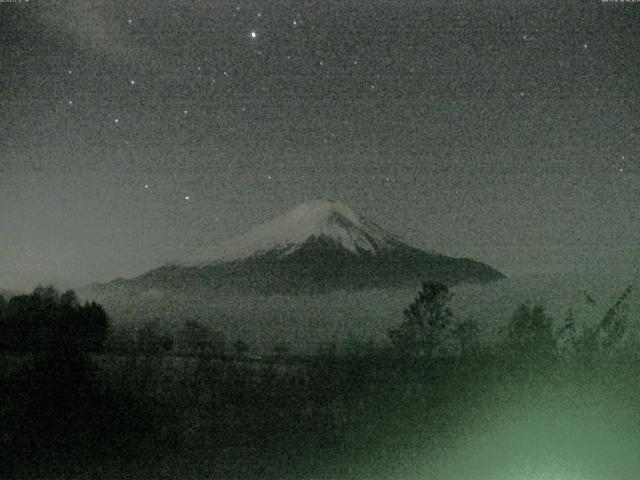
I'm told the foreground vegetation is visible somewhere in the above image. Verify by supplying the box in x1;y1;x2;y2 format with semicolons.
1;282;639;479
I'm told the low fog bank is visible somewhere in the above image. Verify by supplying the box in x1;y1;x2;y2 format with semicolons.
82;266;640;354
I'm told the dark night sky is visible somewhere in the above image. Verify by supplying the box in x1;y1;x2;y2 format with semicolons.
1;0;639;290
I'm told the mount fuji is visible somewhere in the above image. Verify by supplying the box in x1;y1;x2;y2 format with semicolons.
93;200;504;295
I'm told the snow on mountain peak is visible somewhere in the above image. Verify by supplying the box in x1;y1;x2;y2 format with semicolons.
183;199;401;266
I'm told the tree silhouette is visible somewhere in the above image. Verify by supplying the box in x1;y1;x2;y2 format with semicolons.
596;284;633;354
178;320;226;356
0;286;109;353
388;282;453;359
136;320;174;354
452;316;481;357
556;309;578;357
506;303;557;363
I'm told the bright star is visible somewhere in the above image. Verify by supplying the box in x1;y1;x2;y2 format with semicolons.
185;195;190;200
250;31;257;39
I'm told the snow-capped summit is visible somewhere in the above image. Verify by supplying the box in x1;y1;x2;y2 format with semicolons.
184;199;403;266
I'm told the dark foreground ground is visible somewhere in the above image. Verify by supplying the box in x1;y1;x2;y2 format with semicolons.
3;348;640;480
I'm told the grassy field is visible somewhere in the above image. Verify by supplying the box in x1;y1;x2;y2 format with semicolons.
4;344;640;479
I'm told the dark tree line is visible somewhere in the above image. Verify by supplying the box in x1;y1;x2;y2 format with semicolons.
388;280;634;365
0;286;109;353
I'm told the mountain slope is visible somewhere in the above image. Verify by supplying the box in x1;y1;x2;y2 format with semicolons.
93;200;504;295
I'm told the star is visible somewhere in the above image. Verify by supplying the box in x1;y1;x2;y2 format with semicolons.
183;109;188;115
114;118;119;124
68;100;73;105
185;195;191;201
250;31;257;39
130;80;135;85
267;175;272;180
128;18;132;24
67;70;72;74
583;43;588;49
144;185;149;189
